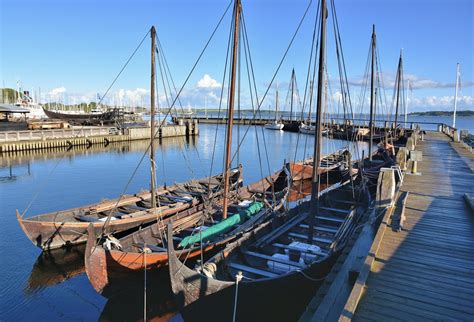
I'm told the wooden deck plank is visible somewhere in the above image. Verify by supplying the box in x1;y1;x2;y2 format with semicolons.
351;132;474;321
358;289;473;320
371;261;474;294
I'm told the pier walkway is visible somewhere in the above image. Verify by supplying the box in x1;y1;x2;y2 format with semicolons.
348;132;474;321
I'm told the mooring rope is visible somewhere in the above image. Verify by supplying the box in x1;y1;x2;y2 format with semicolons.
232;271;243;322
143;242;147;322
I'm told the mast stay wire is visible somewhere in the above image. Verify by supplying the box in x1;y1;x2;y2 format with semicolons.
155;33;207;173
225;0;314;168
240;14;272;207
103;1;234;231
292;0;320;168
155;41;198;180
240;11;272;179
21;29;151;218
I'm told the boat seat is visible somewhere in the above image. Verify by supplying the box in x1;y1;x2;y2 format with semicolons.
243;251;305;268
288;232;334;244
227;262;278;278
314;215;345;223
74;214;100;222
299;224;338;233
319;206;349;214
272;242;327;257
330;199;364;206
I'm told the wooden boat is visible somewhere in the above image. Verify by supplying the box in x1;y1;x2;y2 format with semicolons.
289;148;350;182
167;179;371;320
42;107;119;125
17;167;243;250
85;166;291;295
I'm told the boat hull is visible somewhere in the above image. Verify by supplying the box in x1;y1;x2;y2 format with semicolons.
43;108;118;125
181;256;336;321
167;218;340;321
85;222;225;296
16;203;191;250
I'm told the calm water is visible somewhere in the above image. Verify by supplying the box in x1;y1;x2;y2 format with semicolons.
0;116;470;321
190;111;474;133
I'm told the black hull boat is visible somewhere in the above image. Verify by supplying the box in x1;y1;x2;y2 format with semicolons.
282;121;300;133
167;178;371;321
43;107;119;125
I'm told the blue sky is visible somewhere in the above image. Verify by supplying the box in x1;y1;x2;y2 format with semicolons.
1;0;473;112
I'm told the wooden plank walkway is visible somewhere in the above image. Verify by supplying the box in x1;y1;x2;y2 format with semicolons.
351;132;474;321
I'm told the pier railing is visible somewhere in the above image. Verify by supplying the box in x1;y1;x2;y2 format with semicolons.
0;127;113;143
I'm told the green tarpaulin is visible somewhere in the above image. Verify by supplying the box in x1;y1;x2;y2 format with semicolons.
178;202;264;248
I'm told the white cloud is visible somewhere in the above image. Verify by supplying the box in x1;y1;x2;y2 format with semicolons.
348;73;474;90
48;86;66;98
409;95;473;111
197;74;221;88
125;88;148;105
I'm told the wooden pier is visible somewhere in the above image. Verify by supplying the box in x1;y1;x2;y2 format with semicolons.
300;131;474;321
0;121;198;153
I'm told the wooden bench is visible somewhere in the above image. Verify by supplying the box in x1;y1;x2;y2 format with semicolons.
243;251;305;268
227;262;278;278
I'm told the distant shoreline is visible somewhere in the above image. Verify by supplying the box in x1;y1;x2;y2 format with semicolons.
409;110;474;117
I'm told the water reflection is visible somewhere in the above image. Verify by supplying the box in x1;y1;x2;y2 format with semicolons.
99;270;179;322
0;135;197;182
26;245;86;293
0;162;31;182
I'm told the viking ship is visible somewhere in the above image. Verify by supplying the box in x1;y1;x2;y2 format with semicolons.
289;148;351;182
167;178;370;320
85;165;291;295
17;167;243;250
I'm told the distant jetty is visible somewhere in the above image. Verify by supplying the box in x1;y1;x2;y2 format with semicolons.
409;110;474;116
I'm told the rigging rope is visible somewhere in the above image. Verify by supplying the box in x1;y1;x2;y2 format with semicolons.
22;30;151;219
101;1;234;231
228;0;314;168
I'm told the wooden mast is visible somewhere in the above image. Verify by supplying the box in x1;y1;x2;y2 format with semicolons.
275;81;279;121
308;0;327;243
369;24;376;161
394;50;403;131
405;79;410;126
222;0;241;219
453;63;460;128
150;26;157;209
290;68;295;121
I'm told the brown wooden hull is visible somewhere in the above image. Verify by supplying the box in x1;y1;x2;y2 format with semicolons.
17;166;243;250
85;223;229;295
16;201;193;250
289;163;338;181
